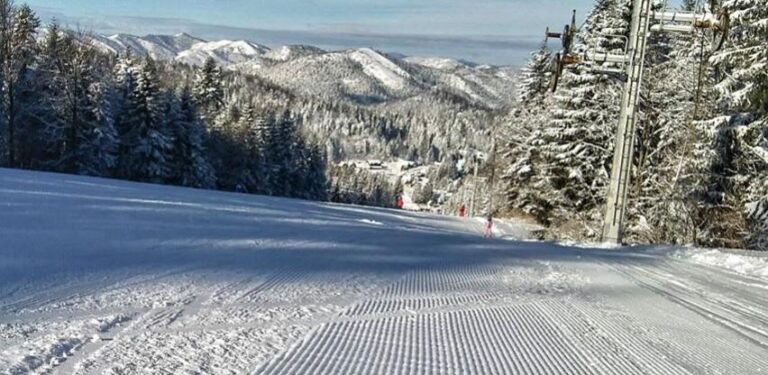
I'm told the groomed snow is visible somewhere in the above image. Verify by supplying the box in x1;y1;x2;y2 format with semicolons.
672;247;768;278
2;169;767;374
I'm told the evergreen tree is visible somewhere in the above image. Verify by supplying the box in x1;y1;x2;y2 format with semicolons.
0;2;39;167
502;41;556;224
517;40;552;103
78;78;120;177
0;0;10;164
304;144;328;200
232;102;263;192
113;50;138;133
193;57;224;122
21;21;63;169
113;51;139;175
34;31;118;176
705;0;768;248
121;55;172;183
205;102;241;190
264;113;298;196
172;87;216;189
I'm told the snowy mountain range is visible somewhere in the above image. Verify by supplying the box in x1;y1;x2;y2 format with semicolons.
89;33;516;108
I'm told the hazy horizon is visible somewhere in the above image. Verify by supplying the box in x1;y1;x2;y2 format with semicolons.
25;0;597;66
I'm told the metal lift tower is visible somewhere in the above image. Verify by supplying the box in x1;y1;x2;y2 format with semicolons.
601;0;653;244
544;0;730;245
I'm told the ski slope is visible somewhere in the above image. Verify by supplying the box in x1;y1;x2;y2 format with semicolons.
1;169;767;374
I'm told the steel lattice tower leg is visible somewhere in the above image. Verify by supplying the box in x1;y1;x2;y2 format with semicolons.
602;0;653;244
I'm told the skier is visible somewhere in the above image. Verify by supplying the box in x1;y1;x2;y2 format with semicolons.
483;216;494;238
235;183;246;194
395;195;404;209
458;204;466;218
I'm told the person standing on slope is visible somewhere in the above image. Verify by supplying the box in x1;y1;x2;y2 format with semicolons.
395;195;404;209
483;216;494;238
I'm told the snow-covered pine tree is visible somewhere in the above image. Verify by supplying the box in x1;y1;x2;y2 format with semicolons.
289;133;311;198
171;87;216;189
76;67;120;177
0;2;39;167
160;88;182;166
56;33;109;174
17;20;61;169
303;144;328;200
232;102;263;192
121;55;173;183
0;0;10;165
31;30;116;176
517;40;552;103
705;0;768;249
204;101;241;190
502;39;554;224
113;51;137;131
9;4;36;70
193;57;224;123
263;112;297;196
14;12;53;169
113;50;139;176
251;107;271;155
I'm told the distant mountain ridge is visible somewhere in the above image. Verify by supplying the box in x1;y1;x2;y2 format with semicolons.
88;32;516;109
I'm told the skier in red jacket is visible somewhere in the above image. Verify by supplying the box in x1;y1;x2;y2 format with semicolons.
395;195;404;209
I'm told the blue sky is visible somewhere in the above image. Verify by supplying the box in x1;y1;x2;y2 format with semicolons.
25;0;597;66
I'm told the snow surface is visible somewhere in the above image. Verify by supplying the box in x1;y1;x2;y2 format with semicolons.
348;48;412;92
263;45;325;62
672;247;768;279
95;33;205;61
2;168;768;374
403;57;464;71
176;40;270;66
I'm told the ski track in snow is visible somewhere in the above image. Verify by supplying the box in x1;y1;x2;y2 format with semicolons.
1;169;768;374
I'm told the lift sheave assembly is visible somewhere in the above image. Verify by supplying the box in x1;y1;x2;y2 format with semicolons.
546;1;729;92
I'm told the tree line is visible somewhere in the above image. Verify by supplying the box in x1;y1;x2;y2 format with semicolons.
0;1;326;200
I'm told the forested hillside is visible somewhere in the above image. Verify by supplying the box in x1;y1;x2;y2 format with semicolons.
0;0;506;207
501;0;767;249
